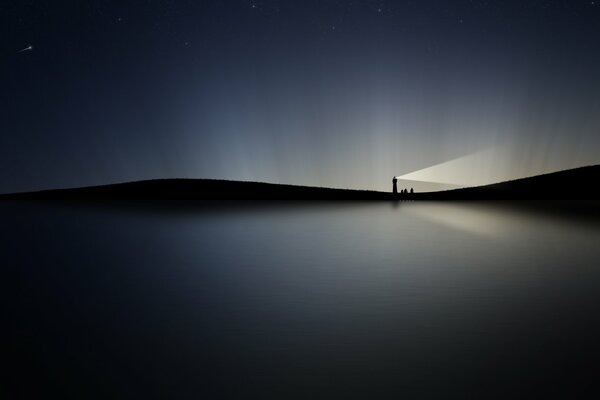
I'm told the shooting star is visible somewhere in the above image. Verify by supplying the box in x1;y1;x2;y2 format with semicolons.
18;45;33;53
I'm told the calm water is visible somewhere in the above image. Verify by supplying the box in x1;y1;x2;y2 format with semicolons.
3;201;600;398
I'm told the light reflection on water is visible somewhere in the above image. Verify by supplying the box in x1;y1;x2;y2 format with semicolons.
3;201;600;398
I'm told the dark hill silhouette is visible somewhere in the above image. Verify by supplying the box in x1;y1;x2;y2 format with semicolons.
0;165;598;201
0;179;395;201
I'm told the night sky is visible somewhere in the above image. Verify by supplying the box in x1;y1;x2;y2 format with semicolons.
2;0;600;193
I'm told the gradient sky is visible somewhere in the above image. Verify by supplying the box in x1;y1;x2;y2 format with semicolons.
2;0;600;193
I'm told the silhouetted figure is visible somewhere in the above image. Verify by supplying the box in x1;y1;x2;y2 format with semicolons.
410;188;414;194
392;177;398;194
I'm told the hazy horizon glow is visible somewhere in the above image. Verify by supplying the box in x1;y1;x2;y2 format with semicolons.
2;1;599;193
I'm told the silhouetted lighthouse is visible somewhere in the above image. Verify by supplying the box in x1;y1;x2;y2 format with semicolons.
392;176;398;194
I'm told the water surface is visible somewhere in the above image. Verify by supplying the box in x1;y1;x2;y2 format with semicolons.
3;201;600;398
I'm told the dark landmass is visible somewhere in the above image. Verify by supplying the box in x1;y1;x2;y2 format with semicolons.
0;179;393;201
0;165;598;201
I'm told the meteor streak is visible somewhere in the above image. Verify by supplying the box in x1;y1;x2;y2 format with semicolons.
18;45;33;53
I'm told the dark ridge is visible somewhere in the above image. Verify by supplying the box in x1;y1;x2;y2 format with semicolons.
0;179;395;201
0;165;598;201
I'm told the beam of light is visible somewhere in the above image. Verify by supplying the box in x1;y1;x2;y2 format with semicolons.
396;148;522;187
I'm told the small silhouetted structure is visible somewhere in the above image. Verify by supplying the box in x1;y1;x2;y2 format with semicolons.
410;188;414;194
392;177;398;194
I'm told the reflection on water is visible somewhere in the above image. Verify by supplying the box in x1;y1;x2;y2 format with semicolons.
3;201;600;399
405;202;518;237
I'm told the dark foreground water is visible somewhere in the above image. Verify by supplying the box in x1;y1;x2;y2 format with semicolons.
3;201;600;399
